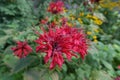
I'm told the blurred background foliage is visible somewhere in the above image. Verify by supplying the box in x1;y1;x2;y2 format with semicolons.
0;0;120;80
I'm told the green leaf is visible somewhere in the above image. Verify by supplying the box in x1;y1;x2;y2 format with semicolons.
93;12;107;22
90;70;113;80
0;29;6;37
62;64;67;72
4;46;13;54
113;44;120;52
116;70;120;76
76;68;85;80
51;72;59;80
88;42;98;54
64;74;75;80
0;36;9;47
12;56;36;73
0;72;23;80
3;54;18;68
101;60;113;70
24;69;50;80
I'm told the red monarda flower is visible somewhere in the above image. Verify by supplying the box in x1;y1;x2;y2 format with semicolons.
40;17;48;24
58;26;88;59
35;26;88;69
117;65;120;69
115;76;120;80
60;17;68;25
49;21;57;28
90;0;101;3
48;1;64;14
11;41;32;58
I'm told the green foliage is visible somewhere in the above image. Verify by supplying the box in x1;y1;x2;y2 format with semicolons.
90;70;113;80
13;56;36;73
0;0;120;80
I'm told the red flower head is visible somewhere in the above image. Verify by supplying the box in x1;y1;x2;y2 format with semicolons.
35;26;88;70
49;21;57;28
60;17;68;25
11;41;32;58
115;76;120;80
48;1;64;14
117;65;120;69
40;17;48;24
90;0;101;3
83;1;88;6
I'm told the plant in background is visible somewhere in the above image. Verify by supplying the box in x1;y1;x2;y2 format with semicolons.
11;0;88;71
11;41;32;58
35;26;88;69
99;0;120;10
115;76;120;80
1;0;120;80
47;1;64;14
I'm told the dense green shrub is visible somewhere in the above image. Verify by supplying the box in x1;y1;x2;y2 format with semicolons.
0;0;120;80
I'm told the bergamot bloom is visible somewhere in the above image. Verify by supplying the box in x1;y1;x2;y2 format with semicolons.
35;26;88;69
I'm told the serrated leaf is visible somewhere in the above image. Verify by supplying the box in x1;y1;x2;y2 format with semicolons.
113;44;120;52
0;36;9;46
0;29;6;36
64;74;75;80
93;12;107;22
4;46;13;54
51;72;59;80
3;54;18;68
116;70;120;76
62;64;67;72
88;42;98;54
76;68;84;80
12;56;36;73
101;60;113;70
24;69;49;80
90;70;113;80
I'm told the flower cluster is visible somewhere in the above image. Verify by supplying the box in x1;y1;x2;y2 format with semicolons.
11;1;89;70
11;41;32;58
99;0;120;10
115;76;120;80
48;1;64;14
35;26;88;69
86;14;103;25
86;28;100;43
90;0;101;3
117;65;120;69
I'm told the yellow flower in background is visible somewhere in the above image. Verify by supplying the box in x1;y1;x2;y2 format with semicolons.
94;39;98;43
70;14;74;17
69;14;76;20
78;18;83;24
104;11;107;14
93;35;97;39
93;36;98;43
63;7;68;12
99;0;104;3
86;14;92;18
67;22;73;27
71;16;75;20
86;14;103;25
87;31;92;35
86;15;103;25
79;12;84;16
92;16;99;20
117;2;120;9
99;0;119;10
54;19;59;24
94;19;103;25
94;29;99;33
